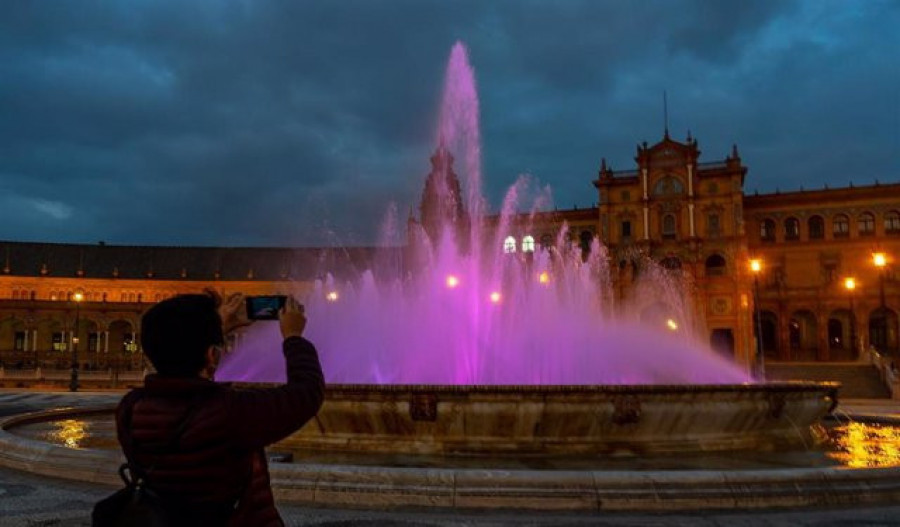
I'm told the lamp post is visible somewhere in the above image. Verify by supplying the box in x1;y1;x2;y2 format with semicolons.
873;252;887;353
750;258;764;379
844;277;857;356
69;290;84;392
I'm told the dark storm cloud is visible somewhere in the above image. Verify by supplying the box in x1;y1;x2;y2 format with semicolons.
1;0;897;246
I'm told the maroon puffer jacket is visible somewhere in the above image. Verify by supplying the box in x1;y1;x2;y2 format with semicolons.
116;336;324;526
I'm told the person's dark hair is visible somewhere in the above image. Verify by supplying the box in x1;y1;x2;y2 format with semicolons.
141;294;224;377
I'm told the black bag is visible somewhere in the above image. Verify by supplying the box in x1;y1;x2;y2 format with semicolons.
92;463;173;527
92;391;208;527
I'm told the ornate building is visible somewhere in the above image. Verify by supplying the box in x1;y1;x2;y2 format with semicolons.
0;131;897;386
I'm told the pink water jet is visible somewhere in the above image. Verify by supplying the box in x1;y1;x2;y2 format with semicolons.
216;42;751;386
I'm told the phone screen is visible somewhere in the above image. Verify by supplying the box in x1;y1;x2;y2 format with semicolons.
246;295;287;320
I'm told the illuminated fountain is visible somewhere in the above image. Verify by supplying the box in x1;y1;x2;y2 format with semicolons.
209;42;836;457
215;42;750;387
1;42;879;512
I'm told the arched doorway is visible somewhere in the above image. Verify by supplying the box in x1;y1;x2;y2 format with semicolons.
760;311;779;360
789;310;818;361
869;307;899;354
75;318;99;369
710;328;735;358
828;309;856;361
0;316;28;368
36;318;65;368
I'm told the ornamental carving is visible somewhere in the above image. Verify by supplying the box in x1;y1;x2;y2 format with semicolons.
409;393;438;422
611;395;641;425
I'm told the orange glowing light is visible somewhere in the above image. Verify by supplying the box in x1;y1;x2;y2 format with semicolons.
55;419;88;449
72;291;84;302
844;277;856;291
446;275;460;288
326;291;339;302
538;271;550;284
749;259;762;273
666;319;679;331
873;252;887;268
489;292;501;304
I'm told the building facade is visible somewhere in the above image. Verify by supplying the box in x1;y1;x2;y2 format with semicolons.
0;132;897;384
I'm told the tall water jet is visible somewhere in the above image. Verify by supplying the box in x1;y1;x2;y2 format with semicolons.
216;41;751;386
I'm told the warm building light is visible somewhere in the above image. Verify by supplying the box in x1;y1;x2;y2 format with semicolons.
326;291;339;302
538;271;550;285
666;319;679;331
844;277;856;291
489;292;501;304
873;252;887;268
749;259;762;273
72;291;84;302
445;275;460;288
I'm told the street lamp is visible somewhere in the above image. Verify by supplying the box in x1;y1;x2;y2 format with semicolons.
873;252;888;353
749;258;764;379
844;277;857;356
69;290;84;392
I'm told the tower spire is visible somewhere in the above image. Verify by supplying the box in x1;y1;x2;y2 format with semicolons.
663;90;669;139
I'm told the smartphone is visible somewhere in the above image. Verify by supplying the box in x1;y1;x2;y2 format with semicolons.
246;295;287;320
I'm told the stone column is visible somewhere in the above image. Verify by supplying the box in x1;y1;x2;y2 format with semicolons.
778;310;791;361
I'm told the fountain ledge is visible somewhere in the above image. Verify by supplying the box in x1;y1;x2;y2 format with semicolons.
5;398;900;511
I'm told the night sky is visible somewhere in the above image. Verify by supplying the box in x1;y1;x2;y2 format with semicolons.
1;1;898;247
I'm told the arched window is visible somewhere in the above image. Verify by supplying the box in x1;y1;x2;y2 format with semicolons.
705;254;727;277
808;216;825;240
652;176;685;197
661;256;682;270
784;217;800;240
886;210;900;234
760;219;776;242
662;214;677;240
503;236;517;254
521;235;535;253
580;231;593;253
858;213;875;236
833;214;850;237
707;214;720;237
11;290;18;300
539;234;553;250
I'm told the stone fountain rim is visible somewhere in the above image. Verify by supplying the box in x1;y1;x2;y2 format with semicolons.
4;403;900;511
312;381;839;394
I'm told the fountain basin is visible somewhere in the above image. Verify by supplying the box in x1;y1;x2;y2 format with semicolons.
282;382;839;455
6;382;900;511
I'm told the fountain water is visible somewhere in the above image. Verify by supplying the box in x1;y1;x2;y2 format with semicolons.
215;42;750;387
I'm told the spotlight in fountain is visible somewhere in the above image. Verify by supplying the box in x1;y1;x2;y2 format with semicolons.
445;275;460;288
326;291;339;302
489;291;501;304
666;319;679;331
538;271;550;284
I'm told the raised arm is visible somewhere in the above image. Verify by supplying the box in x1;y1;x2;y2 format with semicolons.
228;296;326;449
229;336;325;449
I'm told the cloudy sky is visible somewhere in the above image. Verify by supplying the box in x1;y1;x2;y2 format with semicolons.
1;0;898;247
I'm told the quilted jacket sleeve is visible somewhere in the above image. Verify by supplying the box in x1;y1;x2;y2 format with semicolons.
228;336;325;449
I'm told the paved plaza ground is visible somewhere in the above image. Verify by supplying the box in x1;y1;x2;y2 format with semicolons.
2;390;900;526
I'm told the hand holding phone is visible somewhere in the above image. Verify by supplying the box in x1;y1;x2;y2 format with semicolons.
246;295;287;320
279;296;306;339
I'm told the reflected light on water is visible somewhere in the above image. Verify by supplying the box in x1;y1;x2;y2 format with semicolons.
828;422;900;468
54;419;88;449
